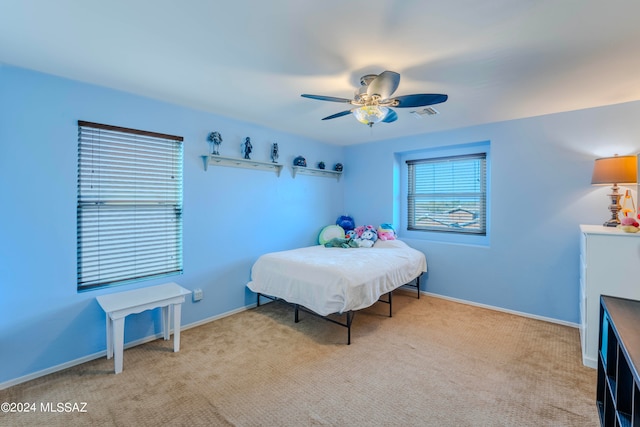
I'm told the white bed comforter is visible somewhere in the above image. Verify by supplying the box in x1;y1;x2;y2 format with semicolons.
247;240;427;316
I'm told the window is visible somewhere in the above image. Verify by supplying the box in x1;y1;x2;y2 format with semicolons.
407;153;486;235
77;121;183;291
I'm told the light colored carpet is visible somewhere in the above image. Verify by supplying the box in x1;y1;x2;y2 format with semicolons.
1;292;598;426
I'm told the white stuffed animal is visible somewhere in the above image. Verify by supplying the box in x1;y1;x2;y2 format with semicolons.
354;227;378;248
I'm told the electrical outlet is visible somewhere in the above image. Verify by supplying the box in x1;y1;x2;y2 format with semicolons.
193;288;203;302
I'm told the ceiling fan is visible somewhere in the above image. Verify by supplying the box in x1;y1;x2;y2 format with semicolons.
301;70;448;127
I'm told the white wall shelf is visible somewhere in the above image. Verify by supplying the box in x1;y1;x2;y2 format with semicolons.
202;155;283;176
292;166;342;181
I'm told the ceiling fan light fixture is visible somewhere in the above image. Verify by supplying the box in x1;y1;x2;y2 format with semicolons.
352;106;389;127
301;70;448;126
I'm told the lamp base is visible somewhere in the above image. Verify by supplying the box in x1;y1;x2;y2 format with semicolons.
603;184;623;227
603;218;621;227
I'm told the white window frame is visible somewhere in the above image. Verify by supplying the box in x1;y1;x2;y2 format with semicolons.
77;121;184;291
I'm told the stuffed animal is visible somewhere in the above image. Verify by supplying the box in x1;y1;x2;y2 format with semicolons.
324;237;359;248
619;216;640;233
377;223;397;241
353;226;378;248
336;215;355;232
354;224;375;235
353;225;364;238
318;225;345;245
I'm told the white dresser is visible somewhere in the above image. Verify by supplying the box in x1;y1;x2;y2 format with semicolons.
579;224;640;368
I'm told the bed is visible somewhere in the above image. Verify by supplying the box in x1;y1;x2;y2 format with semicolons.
246;239;427;343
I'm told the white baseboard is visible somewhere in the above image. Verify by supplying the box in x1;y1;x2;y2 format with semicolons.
422;291;579;329
0;303;255;390
181;304;253;331
582;354;597;369
0;350;109;391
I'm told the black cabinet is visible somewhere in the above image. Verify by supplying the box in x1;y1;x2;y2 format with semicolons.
597;296;640;426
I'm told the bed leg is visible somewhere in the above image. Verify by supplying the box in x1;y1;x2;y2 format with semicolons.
257;293;261;307
294;304;300;323
346;311;353;345
416;276;421;299
389;291;393;317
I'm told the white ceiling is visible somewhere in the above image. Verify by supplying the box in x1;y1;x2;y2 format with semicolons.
2;0;640;145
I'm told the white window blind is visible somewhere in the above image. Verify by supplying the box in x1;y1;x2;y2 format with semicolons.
407;153;486;234
77;121;184;290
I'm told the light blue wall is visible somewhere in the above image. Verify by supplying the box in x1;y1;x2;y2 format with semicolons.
344;101;640;323
3;61;640;386
0;64;344;385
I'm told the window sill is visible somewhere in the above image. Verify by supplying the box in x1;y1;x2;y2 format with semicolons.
400;229;490;247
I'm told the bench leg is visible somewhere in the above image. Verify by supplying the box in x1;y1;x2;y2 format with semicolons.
162;306;171;340
105;315;113;360
113;317;125;374
173;303;182;352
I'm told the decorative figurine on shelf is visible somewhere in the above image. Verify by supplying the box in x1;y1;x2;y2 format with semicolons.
318;161;326;170
334;163;343;172
293;155;307;167
242;137;252;159
207;131;223;155
271;143;279;163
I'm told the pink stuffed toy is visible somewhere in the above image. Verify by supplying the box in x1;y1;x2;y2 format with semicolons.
377;223;397;241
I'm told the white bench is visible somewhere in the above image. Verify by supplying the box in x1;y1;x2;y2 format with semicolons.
96;282;191;374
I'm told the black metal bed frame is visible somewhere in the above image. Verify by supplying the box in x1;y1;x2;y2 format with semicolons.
402;274;421;299
255;275;421;344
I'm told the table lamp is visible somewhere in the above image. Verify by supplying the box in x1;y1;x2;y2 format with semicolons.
591;154;638;227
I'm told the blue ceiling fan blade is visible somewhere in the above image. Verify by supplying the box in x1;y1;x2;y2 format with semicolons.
382;109;398;123
301;94;353;103
322;110;353;120
393;94;448;108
